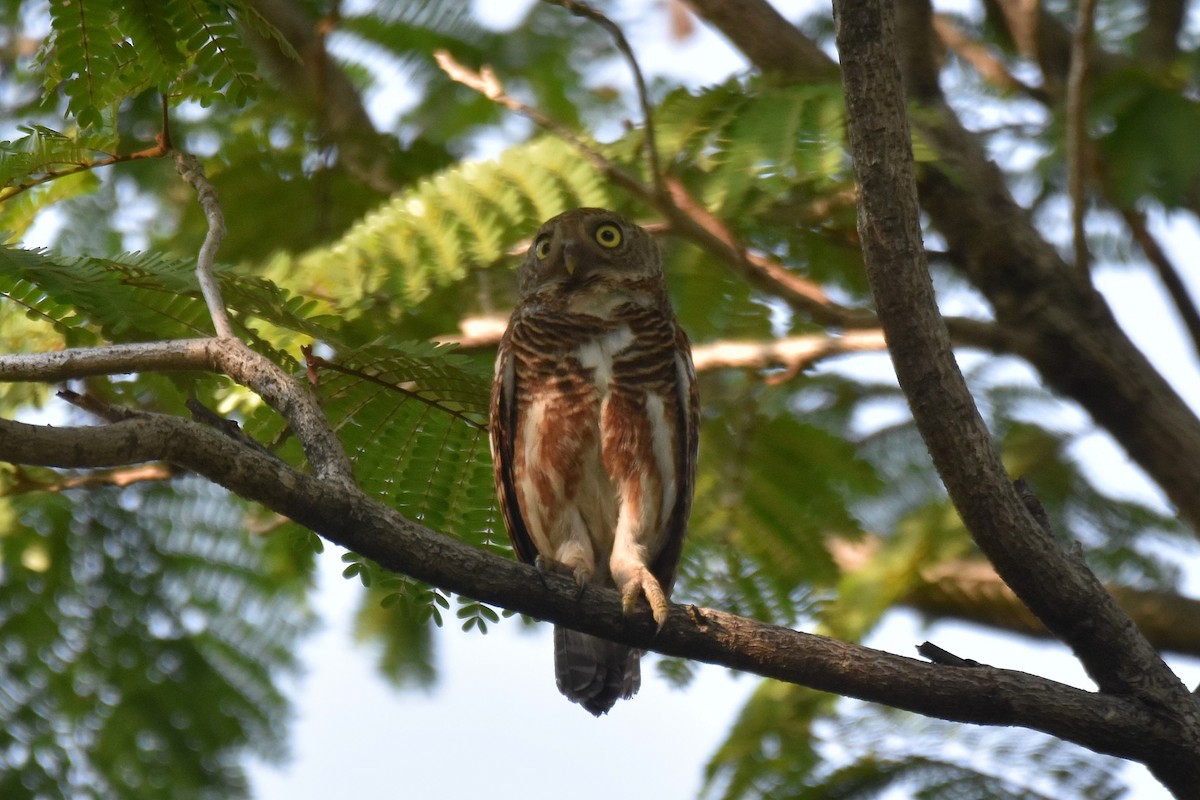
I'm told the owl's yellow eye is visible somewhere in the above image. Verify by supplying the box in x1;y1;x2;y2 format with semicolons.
533;235;552;260
593;223;623;248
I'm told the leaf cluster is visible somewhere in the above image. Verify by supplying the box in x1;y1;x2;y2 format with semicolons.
42;0;263;129
0;479;313;800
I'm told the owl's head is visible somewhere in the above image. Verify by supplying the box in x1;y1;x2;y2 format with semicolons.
518;208;661;297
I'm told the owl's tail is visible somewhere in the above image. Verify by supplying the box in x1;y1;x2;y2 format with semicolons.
553;626;641;716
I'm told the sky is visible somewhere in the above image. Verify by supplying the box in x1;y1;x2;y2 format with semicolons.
234;1;1200;798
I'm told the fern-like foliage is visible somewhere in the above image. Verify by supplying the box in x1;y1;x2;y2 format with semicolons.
655;78;848;215
253;342;498;544
0;126;121;198
0;244;334;360
283;135;614;316
677;374;880;628
42;0;266;129
705;692;1130;800
0;479;312;800
647;78;867;301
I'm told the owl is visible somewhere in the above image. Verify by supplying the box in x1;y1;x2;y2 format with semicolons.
490;208;699;716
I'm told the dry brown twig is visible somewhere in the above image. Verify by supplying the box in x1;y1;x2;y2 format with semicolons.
1066;0;1098;277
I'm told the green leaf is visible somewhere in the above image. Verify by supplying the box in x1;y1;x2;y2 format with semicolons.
0;480;312;799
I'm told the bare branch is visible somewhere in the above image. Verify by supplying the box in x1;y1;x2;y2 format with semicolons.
434;50;645;197
1123;208;1200;363
831;0;1200;783
0;142;166;203
692;330;887;373
681;0;836;79
831;535;1200;658
0;339;218;382
1;463;176;496
0;413;1185;770
932;14;1046;102
543;0;663;194
1066;0;1097;277
172;152;234;339
0;337;354;487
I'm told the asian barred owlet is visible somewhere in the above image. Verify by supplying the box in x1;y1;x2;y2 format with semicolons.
490;208;699;716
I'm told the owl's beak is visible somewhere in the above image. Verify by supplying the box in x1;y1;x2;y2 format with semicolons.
562;240;581;276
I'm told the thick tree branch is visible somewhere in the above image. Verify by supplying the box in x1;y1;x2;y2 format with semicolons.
0;413;1187;770
831;0;1200;793
681;0;836;80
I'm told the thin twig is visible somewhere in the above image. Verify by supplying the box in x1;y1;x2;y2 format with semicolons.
932;14;1047;102
1;463;176;496
1066;0;1097;277
543;0;663;194
172;151;234;338
433;50;644;196
0;144;166;203
1123;208;1200;362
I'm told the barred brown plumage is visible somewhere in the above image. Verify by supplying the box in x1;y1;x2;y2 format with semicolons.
489;208;699;716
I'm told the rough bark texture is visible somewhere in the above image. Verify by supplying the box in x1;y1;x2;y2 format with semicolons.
830;0;1200;793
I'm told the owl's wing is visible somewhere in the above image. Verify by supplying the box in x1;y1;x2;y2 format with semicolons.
649;321;700;594
489;324;540;565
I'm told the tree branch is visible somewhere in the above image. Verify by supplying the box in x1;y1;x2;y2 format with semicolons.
173;152;234;340
831;536;1200;658
0;413;1185;770
831;0;1200;792
932;14;1046;102
681;0;836;80
682;0;1200;537
1122;208;1200;362
1066;0;1097;277
0;337;354;487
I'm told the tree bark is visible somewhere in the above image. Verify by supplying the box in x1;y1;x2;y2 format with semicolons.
830;0;1200;793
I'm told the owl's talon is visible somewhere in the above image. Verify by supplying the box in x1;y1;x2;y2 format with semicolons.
619;568;670;631
572;567;589;600
534;555;590;599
